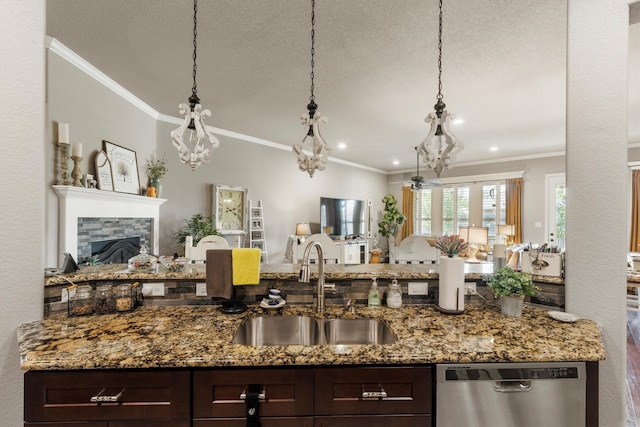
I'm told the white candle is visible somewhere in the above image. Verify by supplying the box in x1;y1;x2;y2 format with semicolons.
58;123;69;144
72;143;82;158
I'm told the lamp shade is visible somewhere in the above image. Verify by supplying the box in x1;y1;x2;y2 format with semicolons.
497;224;515;236
295;223;311;236
459;226;489;245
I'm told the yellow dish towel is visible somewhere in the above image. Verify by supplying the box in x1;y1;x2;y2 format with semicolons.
232;248;261;285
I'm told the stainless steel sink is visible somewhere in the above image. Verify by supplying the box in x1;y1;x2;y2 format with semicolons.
232;316;320;346
322;318;397;345
232;316;396;346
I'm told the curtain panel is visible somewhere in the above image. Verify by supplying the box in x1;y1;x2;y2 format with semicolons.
631;170;640;252
506;178;523;244
401;186;414;242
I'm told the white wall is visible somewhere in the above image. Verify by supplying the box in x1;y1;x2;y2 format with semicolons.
45;49;159;267
155;119;388;262
45;43;389;265
0;0;45;425
566;0;630;425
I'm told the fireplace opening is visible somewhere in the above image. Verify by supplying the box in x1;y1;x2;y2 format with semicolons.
90;237;141;264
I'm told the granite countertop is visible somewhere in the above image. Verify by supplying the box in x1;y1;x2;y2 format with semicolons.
45;263;565;286
17;304;604;371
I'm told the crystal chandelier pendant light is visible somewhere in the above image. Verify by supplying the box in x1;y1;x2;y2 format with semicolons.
292;0;331;178
417;0;463;178
171;0;220;171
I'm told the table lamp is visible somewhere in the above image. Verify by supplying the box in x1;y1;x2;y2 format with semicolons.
498;224;515;246
295;223;311;244
459;226;489;263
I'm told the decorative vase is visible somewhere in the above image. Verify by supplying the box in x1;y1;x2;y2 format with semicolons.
437;255;465;313
388;237;396;264
501;295;524;317
149;178;162;198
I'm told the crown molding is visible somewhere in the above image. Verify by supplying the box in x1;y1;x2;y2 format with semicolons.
47;37;382;175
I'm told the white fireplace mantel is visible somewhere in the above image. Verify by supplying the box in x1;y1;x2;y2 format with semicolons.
53;185;166;263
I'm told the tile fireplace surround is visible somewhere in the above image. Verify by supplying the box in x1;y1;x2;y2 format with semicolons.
53;186;166;265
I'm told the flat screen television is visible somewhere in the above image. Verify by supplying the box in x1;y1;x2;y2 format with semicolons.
320;197;366;238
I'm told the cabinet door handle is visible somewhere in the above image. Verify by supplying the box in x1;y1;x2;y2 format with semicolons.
90;387;125;403
361;385;388;399
240;389;266;400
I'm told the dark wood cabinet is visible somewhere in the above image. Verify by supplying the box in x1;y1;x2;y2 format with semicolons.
24;370;190;426
192;367;314;426
25;366;433;426
314;366;432;425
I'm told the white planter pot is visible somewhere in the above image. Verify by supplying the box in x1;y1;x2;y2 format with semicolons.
501;295;524;317
438;255;465;312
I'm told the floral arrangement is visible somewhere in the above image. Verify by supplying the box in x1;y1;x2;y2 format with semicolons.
486;266;540;297
145;154;167;180
378;194;406;238
434;234;468;257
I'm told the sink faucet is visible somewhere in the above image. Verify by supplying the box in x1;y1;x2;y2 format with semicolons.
299;241;325;314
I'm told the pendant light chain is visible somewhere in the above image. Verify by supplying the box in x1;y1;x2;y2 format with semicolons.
292;0;330;177
171;0;221;171
309;0;316;102
436;0;443;102
417;0;463;179
192;0;199;100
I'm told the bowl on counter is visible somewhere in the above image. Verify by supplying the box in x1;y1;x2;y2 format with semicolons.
158;256;189;273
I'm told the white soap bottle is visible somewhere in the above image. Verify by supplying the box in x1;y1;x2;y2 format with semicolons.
368;277;381;308
387;277;402;309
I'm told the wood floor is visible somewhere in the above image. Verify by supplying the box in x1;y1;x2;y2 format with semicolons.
627;309;640;426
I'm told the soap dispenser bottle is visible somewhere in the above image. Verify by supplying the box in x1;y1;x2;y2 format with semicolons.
387;276;402;309
368;277;381;308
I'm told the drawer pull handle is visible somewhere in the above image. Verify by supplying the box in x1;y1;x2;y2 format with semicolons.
361;385;388;399
90;388;124;403
240;389;266;400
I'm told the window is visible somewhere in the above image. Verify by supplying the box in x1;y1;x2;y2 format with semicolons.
413;177;509;238
443;186;469;235
413;189;432;235
482;183;506;241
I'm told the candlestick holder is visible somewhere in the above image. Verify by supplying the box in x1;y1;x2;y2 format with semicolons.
71;156;83;187
57;142;71;185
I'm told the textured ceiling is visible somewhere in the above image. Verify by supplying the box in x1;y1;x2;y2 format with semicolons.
46;0;638;174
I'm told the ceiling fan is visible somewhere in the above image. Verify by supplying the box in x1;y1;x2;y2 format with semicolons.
410;147;443;190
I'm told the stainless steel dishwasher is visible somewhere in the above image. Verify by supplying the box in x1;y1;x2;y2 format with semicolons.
436;362;586;427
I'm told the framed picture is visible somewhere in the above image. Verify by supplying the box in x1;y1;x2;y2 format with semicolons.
94;151;113;191
251;241;264;251
252;219;262;229
103;140;141;195
251;208;261;218
251;231;263;240
212;184;248;234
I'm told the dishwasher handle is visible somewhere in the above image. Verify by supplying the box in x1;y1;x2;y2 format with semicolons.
492;380;533;393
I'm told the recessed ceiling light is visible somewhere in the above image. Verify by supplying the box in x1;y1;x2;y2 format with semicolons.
337;142;347;150
452;118;465;125
490;146;498;151
393;160;400;165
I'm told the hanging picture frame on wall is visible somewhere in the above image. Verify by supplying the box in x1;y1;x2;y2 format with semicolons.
94;150;113;191
103;140;140;195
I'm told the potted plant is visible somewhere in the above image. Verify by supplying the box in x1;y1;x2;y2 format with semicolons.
377;194;406;262
486;266;540;317
145;154;167;197
175;213;218;247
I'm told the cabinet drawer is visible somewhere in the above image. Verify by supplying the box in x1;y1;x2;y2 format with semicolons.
193;417;313;427
193;368;314;419
315;367;432;416
24;370;190;422
315;415;432;427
